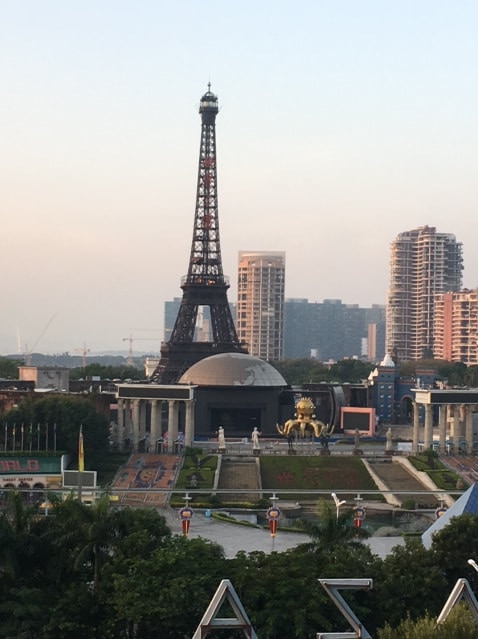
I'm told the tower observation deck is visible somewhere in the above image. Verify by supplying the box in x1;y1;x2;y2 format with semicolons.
151;85;247;384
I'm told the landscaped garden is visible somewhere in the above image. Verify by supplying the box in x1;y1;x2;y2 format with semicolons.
260;455;382;500
174;448;217;490
407;453;463;490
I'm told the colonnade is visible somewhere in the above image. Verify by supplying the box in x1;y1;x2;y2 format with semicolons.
412;402;475;454
115;397;194;453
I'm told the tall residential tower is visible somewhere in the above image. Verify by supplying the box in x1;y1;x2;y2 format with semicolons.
386;225;463;361
236;251;285;361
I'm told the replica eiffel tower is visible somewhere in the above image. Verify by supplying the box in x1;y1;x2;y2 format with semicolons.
151;85;247;384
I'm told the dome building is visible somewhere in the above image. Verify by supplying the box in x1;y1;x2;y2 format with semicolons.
115;353;345;450
179;353;288;439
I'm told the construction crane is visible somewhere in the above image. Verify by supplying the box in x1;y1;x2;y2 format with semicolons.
23;312;58;365
74;344;91;368
123;334;161;367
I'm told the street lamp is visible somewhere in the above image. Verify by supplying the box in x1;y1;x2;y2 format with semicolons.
468;559;478;573
332;492;346;520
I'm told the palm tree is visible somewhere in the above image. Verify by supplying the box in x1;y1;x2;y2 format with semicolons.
298;499;370;551
43;494;122;592
0;491;40;581
45;495;172;593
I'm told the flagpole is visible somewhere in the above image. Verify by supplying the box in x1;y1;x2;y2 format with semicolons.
21;424;24;452
78;425;84;503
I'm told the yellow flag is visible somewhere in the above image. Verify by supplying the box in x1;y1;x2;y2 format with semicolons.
78;426;84;472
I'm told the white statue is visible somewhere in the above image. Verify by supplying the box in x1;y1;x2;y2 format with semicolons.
354;428;360;449
218;426;226;450
386;427;393;451
252;426;260;450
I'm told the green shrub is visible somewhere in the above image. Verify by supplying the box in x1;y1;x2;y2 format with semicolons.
378;605;478;639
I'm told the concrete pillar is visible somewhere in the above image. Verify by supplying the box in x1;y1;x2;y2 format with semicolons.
412;401;420;454
132;400;141;451
465;404;473;454
438;404;446;454
185;399;194;447
117;399;125;447
124;399;132;446
452;405;460;452
424;404;433;450
139;400;147;443
167;400;179;453
150;400;161;453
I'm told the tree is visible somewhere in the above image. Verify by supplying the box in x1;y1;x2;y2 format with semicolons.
464;365;478;387
297;500;370;551
1;395;110;465
329;359;374;383
271;358;375;385
369;538;448;630
0;491;42;581
43;496;170;593
0;356;22;378
229;548;329;639
378;604;478;639
69;364;143;381
431;513;478;588
101;536;227;639
0;492;54;637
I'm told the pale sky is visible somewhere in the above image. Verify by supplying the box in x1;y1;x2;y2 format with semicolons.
2;1;478;356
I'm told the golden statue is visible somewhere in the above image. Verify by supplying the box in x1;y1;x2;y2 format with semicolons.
276;397;334;441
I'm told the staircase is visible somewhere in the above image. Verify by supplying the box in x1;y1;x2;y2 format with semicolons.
218;457;261;501
367;458;439;508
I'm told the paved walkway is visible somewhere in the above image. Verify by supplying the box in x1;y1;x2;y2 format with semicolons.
163;509;405;559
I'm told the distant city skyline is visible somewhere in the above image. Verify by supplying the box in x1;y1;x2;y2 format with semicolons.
2;2;477;355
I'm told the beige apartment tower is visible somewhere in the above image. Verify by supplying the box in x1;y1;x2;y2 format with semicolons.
237;251;285;361
386;226;463;361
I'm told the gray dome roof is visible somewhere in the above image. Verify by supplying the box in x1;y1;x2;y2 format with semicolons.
179;352;287;387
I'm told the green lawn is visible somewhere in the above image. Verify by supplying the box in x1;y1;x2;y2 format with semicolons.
260;455;380;499
407;454;463;490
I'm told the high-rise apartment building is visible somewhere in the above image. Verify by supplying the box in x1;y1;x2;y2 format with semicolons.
386;226;463;361
236;251;285;360
433;289;478;365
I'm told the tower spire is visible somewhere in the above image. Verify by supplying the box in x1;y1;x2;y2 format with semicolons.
151;86;247;384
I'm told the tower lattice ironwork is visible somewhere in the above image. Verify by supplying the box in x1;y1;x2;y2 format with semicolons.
151;85;247;384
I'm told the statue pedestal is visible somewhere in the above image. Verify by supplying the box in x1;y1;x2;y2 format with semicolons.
253;449;261;457
385;449;394;456
353;448;363;456
320;448;331;456
288;449;296;455
218;447;226;454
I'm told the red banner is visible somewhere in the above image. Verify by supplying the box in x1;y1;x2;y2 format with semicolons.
179;506;194;537
269;518;278;537
266;506;281;538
